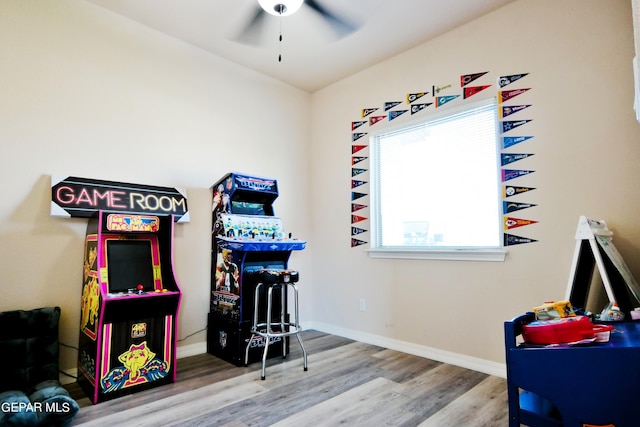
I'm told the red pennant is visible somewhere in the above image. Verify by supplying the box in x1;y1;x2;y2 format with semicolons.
351;214;367;223
504;217;538;230
461;72;488;87
498;88;530;103
369;115;386;126
352;145;367;154
463;85;491;99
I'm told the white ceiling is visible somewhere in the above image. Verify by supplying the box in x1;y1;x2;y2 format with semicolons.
85;0;514;93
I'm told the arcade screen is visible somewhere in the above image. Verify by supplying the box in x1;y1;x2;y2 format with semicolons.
231;201;266;215
106;239;155;293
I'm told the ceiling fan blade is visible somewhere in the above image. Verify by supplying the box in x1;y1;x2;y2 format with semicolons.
234;4;268;45
305;0;359;38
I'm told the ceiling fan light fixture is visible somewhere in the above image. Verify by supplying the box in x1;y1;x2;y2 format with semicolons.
258;0;303;16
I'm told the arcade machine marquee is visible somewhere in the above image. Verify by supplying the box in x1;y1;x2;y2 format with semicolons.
207;173;306;366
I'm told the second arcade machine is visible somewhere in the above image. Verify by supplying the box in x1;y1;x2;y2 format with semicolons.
207;173;306;366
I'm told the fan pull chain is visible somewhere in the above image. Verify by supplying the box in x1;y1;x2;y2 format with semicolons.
278;15;283;62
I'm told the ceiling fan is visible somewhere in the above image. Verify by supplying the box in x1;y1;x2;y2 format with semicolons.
236;0;360;46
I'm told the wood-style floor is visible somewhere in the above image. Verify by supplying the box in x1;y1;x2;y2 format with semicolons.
65;330;509;426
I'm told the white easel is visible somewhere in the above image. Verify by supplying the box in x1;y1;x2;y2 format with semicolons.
565;216;640;315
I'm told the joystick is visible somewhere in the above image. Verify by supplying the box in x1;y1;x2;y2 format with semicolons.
137;284;144;294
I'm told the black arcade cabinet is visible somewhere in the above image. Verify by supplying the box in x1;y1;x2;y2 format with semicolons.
207;173;305;366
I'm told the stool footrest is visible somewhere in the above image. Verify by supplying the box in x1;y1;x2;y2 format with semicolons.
251;325;303;337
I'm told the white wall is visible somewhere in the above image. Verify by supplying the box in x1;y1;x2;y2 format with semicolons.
309;0;640;370
0;0;312;372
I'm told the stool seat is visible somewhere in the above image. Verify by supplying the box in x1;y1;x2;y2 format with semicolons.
257;269;299;284
245;269;307;380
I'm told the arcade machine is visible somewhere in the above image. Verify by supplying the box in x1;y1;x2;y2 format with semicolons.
207;172;305;366
78;211;182;404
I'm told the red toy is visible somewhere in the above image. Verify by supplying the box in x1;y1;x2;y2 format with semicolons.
522;316;613;345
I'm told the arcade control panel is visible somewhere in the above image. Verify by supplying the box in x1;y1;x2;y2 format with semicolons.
107;284;174;298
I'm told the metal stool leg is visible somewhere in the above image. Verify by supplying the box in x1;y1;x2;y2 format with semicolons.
280;283;288;358
290;283;307;371
245;282;263;366
260;285;274;380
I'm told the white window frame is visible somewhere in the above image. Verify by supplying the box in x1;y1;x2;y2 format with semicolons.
367;98;506;262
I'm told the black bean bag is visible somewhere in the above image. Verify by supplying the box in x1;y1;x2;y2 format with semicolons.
0;307;79;426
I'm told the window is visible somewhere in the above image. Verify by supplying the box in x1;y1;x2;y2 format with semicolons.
370;99;505;261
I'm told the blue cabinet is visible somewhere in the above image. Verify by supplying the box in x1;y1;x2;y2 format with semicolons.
505;313;640;427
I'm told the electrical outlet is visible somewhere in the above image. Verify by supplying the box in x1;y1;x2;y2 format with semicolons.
359;298;366;312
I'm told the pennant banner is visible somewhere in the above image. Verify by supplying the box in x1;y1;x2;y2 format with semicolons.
498;88;530;103
351;203;367;212
504;217;538;230
503;185;536;198
362;108;378;117
351;70;536;247
498;73;529;88
501;153;534;166
352;156;367;165
504;233;537;246
369;115;386;126
352;145;367;154
352;132;367;142
432;84;452;96
351;226;367;235
501;119;532;134
406;92;429;104
504;201;537;213
500;104;531;118
461;72;488;87
389;110;408;121
384;101;402;111
436;95;460;108
503;136;533;149
351;214;367;223
411;103;433;114
463;85;491;99
352;120;367;131
502;169;535;182
351;238;367;247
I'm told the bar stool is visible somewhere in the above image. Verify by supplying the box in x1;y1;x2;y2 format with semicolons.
244;269;308;380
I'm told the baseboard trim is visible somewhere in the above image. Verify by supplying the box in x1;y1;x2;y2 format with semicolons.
177;341;208;359
305;321;507;379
